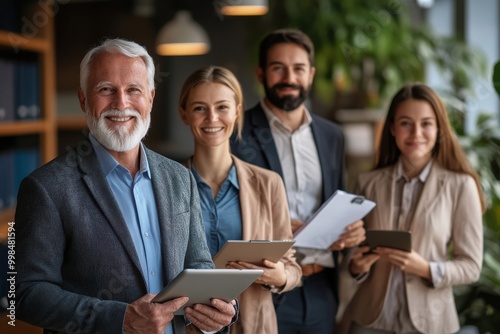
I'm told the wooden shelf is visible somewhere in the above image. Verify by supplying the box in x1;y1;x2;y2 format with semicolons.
0;2;57;161
0;30;50;53
0;120;52;136
0;315;42;334
0;208;15;241
0;3;54;333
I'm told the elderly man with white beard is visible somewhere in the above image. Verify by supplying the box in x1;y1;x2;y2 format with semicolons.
14;38;237;334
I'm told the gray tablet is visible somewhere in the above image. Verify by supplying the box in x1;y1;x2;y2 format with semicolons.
150;268;263;314
212;240;295;269
363;230;412;252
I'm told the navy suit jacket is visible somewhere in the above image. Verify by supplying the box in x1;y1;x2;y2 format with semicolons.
15;138;213;333
230;102;345;205
230;103;345;301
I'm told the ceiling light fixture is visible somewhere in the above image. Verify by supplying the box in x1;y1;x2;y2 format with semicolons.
156;11;210;56
220;0;269;16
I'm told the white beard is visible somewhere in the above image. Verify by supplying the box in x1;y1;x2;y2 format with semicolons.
86;108;151;152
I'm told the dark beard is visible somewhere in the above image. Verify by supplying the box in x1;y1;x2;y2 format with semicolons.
264;82;309;112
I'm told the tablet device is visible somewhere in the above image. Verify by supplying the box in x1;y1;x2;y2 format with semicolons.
212;240;295;269
363;230;412;252
150;268;263;314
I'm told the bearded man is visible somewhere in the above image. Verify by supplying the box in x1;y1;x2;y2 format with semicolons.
15;38;237;334
230;29;366;334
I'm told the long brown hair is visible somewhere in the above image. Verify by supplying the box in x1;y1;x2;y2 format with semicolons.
375;83;486;212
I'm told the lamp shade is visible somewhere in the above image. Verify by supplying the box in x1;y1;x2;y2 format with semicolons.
220;0;268;16
156;11;210;56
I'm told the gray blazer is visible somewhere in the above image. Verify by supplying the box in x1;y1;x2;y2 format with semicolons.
14;138;213;333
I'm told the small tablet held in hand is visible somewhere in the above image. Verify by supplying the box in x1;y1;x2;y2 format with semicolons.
212;240;295;269
362;230;412;252
151;268;263;315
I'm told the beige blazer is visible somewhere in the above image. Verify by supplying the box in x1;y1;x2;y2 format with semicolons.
186;155;302;334
345;163;483;334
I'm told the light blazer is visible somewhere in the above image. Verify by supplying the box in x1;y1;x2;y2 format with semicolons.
15;139;214;334
185;155;302;334
346;162;483;334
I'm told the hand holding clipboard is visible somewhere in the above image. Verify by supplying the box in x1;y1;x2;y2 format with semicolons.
294;190;376;250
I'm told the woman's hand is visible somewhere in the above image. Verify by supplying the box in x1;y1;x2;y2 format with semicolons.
349;245;380;276
226;259;287;288
374;247;431;280
330;220;366;251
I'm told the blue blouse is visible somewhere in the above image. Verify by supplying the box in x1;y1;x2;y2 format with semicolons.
191;162;243;257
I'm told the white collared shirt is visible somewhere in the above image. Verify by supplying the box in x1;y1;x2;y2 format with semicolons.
261;100;334;267
372;158;440;332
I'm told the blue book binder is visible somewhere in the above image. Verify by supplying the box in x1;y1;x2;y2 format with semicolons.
14;60;40;120
0;58;15;122
0;150;14;210
12;147;40;205
27;61;40;119
14;61;28;120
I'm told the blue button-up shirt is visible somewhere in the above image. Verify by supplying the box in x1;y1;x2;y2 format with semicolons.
89;135;172;334
190;162;242;257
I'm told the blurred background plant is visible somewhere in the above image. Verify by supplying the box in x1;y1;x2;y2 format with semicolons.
258;0;500;331
451;61;500;333
263;0;488;112
265;0;432;109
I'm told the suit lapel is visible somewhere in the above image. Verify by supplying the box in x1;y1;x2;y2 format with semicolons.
250;105;284;177
147;150;179;283
372;167;395;230
409;163;446;230
77;143;145;280
310;118;333;200
232;156;258;240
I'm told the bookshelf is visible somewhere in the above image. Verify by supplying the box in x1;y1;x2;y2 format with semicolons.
0;3;54;332
0;2;56;229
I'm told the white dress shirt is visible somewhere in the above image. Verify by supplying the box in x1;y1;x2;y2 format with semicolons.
261;100;334;267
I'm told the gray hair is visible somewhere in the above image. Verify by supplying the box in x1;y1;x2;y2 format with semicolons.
79;38;155;94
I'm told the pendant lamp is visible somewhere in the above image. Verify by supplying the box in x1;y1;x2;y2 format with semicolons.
220;0;268;16
156;11;210;56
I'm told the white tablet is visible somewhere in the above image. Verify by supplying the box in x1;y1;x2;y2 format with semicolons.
150;268;263;315
212;240;295;269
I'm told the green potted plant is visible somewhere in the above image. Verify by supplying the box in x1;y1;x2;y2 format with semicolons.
261;0;488;114
451;61;500;333
264;0;431;108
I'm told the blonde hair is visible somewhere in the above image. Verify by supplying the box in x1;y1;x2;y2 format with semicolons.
179;66;244;139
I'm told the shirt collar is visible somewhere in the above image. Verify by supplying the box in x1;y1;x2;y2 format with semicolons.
395;158;433;183
89;134;151;179
190;160;239;190
260;98;312;132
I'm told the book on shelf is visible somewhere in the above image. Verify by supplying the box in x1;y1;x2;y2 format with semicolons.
0;150;14;211
0;147;40;211
0;58;15;122
14;60;40;121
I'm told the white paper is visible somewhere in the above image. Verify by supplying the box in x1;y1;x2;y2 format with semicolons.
294;190;376;250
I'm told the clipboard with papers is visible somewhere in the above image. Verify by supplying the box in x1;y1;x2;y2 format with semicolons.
294;190;376;250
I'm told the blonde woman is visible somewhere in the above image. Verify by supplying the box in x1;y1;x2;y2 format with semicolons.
178;66;302;334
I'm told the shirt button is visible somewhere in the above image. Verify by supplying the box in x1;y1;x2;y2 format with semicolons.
151;270;155;276
144;232;149;237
